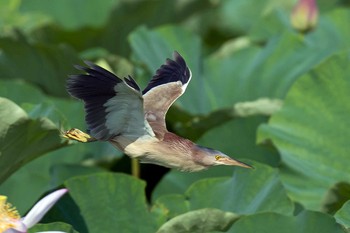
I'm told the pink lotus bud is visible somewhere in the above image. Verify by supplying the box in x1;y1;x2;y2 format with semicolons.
290;0;318;33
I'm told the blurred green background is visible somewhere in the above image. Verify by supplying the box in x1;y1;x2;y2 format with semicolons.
1;0;350;232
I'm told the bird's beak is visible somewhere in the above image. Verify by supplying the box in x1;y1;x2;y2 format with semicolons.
218;157;253;169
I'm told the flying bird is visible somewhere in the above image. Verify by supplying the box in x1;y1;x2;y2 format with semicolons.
64;51;252;172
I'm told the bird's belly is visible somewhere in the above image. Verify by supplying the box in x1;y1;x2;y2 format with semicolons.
110;136;207;172
110;135;158;159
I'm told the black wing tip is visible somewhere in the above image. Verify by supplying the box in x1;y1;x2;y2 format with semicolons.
173;51;183;62
173;51;189;70
124;75;141;92
66;61;121;100
142;51;191;94
174;52;191;85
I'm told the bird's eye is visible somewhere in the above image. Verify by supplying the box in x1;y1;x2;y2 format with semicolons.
215;155;221;160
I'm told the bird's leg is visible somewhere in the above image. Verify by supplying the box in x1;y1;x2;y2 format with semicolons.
62;128;97;143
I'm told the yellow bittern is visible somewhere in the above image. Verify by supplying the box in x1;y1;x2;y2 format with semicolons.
64;51;251;172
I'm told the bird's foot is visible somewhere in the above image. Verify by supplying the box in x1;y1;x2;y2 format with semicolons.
62;128;97;143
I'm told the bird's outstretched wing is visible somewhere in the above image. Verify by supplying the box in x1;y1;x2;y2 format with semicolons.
142;51;192;134
67;62;154;140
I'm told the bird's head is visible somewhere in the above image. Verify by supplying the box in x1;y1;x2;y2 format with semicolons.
195;145;252;169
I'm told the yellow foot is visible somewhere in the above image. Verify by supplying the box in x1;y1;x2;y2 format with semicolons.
62;128;96;143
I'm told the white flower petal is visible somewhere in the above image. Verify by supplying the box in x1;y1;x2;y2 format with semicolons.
22;189;68;228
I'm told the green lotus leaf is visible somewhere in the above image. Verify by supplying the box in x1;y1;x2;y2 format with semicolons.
156;208;239;233
258;52;350;209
